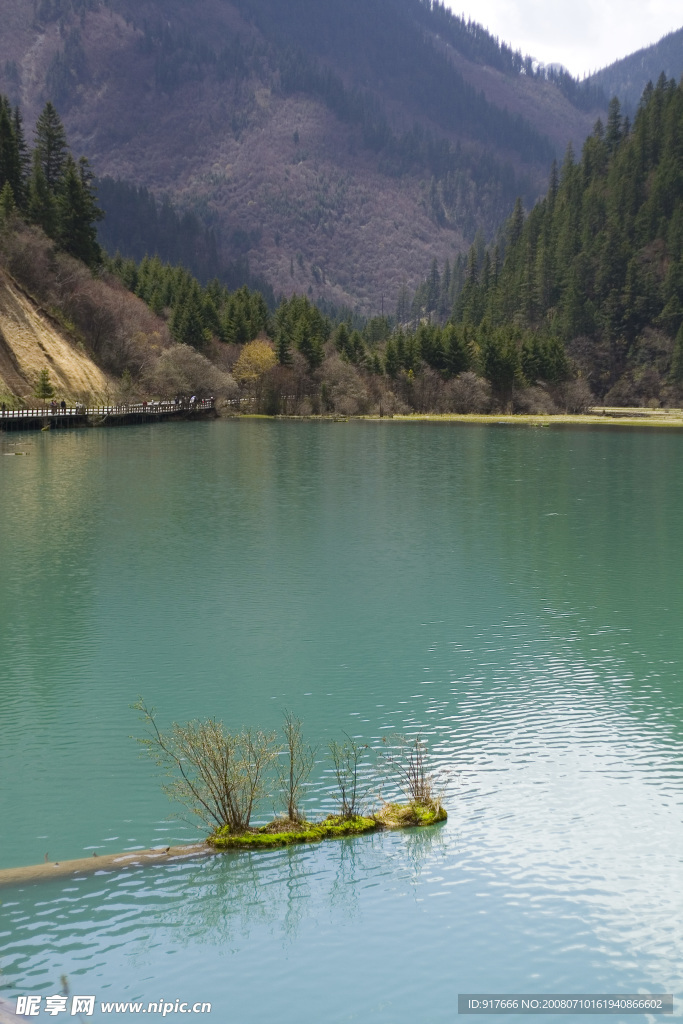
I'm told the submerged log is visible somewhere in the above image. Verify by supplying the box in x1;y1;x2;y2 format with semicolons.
0;843;215;888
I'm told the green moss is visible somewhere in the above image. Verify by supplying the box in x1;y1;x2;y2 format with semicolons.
374;800;447;829
207;815;378;850
207;806;447;850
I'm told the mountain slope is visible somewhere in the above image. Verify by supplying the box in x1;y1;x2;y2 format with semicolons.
0;0;603;313
588;27;683;113
438;74;683;404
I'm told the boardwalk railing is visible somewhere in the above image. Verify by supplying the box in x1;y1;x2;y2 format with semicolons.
0;398;215;421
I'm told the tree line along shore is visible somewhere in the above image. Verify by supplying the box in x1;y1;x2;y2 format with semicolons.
2;81;683;417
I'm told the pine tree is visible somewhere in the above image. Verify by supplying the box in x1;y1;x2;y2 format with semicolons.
606;97;623;154
55;155;102;266
170;285;207;349
296;320;324;370
0;181;16;221
334;323;353;359
481;329;520;407
443;324;470;376
28;150;56;236
34;367;55;400
276;325;292;365
384;338;399;377
0;100;22;204
34;102;68;193
507;197;524;250
12;106;30;207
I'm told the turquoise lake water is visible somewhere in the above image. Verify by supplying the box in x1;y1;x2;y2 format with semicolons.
1;420;682;1022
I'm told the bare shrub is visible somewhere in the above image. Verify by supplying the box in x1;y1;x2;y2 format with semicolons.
446;371;492;413
143;344;237;399
133;699;277;833
380;734;434;804
329;735;370;818
2;224;59;304
65;276;171;376
559;377;594;413
318;354;369;415
410;367;447;412
513;385;558;414
276;710;317;823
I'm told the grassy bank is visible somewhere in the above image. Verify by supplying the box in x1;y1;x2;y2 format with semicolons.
232;407;683;429
372;407;683;428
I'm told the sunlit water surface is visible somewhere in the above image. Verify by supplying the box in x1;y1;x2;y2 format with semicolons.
1;421;682;1022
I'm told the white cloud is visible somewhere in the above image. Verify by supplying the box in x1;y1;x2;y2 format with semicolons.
444;0;683;77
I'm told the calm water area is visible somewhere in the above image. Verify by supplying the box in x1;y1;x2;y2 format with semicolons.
1;420;682;1022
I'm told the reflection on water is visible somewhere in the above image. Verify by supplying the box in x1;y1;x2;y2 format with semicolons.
1;422;682;1021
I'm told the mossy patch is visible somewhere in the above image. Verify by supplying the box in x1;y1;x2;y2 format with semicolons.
207;814;378;850
373;800;447;829
207;804;447;850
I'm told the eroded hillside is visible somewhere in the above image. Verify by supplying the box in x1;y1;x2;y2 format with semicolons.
0;270;112;404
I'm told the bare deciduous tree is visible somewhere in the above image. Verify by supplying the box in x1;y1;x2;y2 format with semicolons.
380;734;435;804
143;344;236;399
329;734;369;818
276;710;317;823
133;699;277;833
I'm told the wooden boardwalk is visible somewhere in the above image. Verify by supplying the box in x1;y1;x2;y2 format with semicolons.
0;398;215;431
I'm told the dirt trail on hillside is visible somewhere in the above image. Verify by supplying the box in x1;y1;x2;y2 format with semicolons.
0;270;111;403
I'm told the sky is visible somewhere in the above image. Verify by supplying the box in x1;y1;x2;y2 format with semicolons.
444;0;683;78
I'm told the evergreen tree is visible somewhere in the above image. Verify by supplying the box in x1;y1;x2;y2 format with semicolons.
28;150;56;236
34;102;68;193
12;106;30;208
443;324;470;376
334;322;353;359
34;367;55;400
296;320;324;370
0;100;22;205
55;155;102;266
384;337;399;377
170;284;207;349
0;181;15;221
276;325;292;365
481;328;520;406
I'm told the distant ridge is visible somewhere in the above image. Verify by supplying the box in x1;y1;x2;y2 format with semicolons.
588;27;683;111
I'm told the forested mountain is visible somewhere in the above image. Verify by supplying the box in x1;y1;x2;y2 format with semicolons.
588;28;683;114
0;0;603;313
421;78;683;405
96;177;275;301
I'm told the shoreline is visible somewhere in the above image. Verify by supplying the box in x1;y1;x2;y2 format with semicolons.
234;407;683;429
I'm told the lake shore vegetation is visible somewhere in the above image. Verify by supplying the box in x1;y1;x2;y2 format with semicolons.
3;78;683;417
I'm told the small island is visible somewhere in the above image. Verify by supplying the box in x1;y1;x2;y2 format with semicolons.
208;801;447;851
136;702;448;853
0;710;448;887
